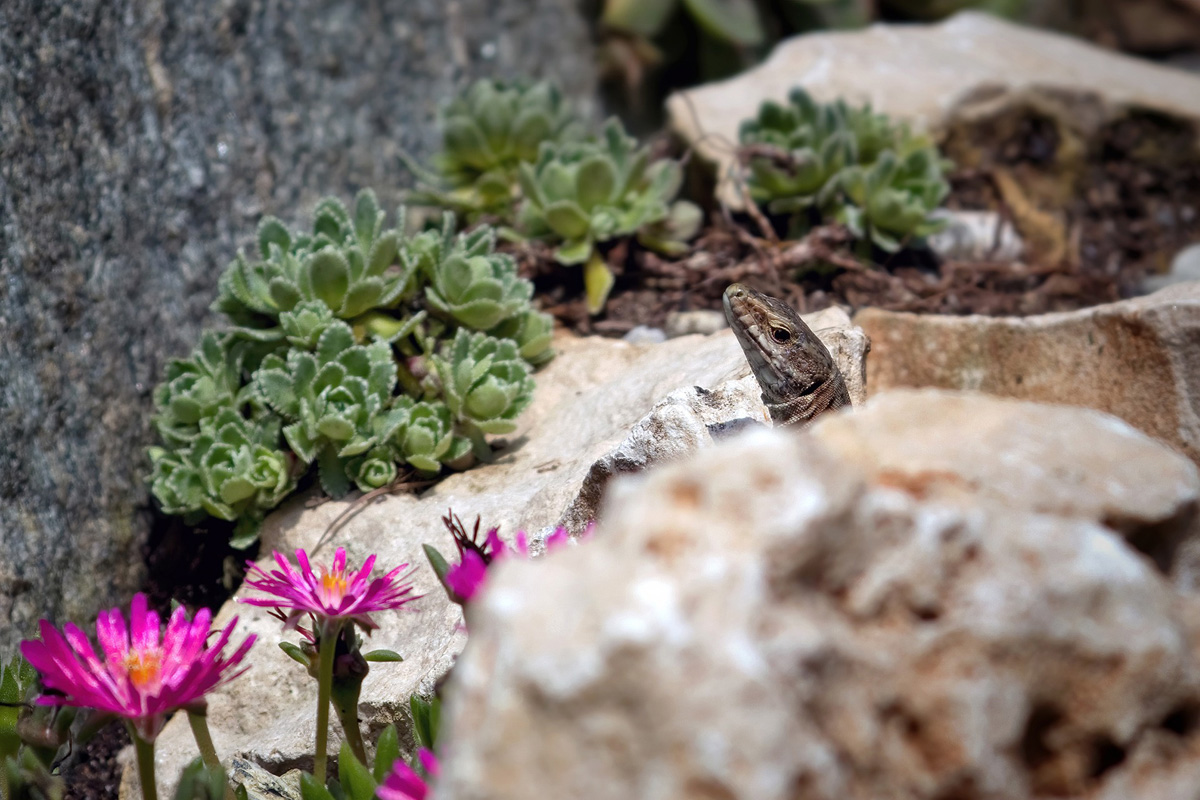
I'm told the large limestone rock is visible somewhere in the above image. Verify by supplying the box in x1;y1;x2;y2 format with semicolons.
437;392;1200;800
855;283;1200;469
0;0;596;650
127;316;868;798
668;11;1200;205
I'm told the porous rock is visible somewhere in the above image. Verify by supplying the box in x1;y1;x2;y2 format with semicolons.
127;316;868;798
0;0;596;651
854;283;1200;470
436;400;1200;800
668;11;1200;206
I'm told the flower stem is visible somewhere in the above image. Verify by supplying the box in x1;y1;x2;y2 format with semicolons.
131;728;159;800
314;624;338;785
188;710;236;800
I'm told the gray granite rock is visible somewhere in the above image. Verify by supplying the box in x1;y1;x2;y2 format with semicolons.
0;0;596;649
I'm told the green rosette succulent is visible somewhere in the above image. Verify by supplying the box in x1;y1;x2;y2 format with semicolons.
215;189;418;337
488;308;555;366
148;409;296;547
739;87;857;214
432;329;535;459
411;216;533;331
343;444;400;493
254;321;408;497
838;145;950;252
392;398;473;474
152;331;250;449
739;87;951;250
409;80;585;219
517;118;701;313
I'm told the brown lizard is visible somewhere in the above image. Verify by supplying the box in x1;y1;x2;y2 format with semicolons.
722;283;852;427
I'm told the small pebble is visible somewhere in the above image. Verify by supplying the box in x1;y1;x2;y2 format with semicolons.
665;309;727;338
623;325;667;344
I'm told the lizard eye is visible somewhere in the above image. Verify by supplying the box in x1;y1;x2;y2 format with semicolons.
770;327;791;343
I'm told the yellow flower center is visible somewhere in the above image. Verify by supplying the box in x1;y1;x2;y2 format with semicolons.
319;567;349;606
123;648;163;691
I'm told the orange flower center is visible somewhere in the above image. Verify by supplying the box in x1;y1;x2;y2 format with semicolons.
123;648;163;691
318;567;349;606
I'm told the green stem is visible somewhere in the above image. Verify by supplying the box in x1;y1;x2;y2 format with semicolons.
188;710;236;800
131;728;159;800
334;701;367;765
314;624;338;785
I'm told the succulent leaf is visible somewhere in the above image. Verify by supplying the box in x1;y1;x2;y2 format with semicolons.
432;330;534;455
739;86;951;251
410;80;586;219
515;118;696;312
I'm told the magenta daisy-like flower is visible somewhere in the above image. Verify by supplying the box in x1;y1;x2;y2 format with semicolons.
240;547;420;633
19;593;255;742
440;510;580;604
377;749;439;800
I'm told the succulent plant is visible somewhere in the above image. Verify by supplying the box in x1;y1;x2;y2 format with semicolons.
150;187;551;543
392;399;473;474
739;87;951;249
739;88;857;214
517;118;701;312
408;80;585;219
602;0;765;47
254;321;408;497
488;308;555;367
152;332;252;449
215;189;418;337
838;144;950;251
410;216;533;331
432;329;535;458
149;409;296;547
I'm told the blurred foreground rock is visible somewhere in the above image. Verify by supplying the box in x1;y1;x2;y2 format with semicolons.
856;283;1200;468
669;11;1200;206
438;390;1200;800
124;317;867;798
0;0;596;650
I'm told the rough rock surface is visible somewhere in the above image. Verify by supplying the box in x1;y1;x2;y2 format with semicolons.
0;0;596;650
437;395;1200;800
125;318;868;798
667;11;1200;205
809;390;1200;589
855;283;1200;469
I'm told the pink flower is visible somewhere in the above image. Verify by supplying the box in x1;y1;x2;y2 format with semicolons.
440;511;577;604
19;593;254;742
377;749;439;800
240;547;420;633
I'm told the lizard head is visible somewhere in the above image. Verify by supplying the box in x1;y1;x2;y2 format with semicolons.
722;283;835;406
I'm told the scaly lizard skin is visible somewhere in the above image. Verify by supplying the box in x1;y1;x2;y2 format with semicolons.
722;283;852;427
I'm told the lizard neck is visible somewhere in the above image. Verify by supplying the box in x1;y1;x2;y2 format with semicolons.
765;371;852;428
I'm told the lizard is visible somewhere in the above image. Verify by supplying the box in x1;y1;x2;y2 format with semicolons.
722;283;852;427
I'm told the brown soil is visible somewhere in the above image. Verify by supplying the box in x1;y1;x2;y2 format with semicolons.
514;112;1200;335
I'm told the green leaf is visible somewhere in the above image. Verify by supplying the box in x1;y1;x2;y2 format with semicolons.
300;771;337;800
306;250;352;312
409;695;441;751
372;725;401;784
362;649;403;662
257;217;292;258
584;251;615;315
337;741;377;800
423;544;451;585
575;156;617;211
318;445;352;498
554;237;593;266
354;189;381;248
279;641;312;668
602;0;677;36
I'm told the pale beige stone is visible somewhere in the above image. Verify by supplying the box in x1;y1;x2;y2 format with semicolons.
437;419;1200;800
854;283;1200;469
